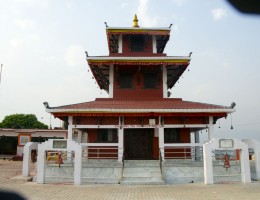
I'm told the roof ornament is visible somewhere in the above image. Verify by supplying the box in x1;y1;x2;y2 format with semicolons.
85;51;88;58
169;23;173;28
43;102;50;109
189;52;193;57
104;22;108;27
230;102;236;108
133;14;139;28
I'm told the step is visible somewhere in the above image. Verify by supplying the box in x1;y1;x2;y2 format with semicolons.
123;172;162;178
122;177;165;185
123;167;161;173
124;160;160;167
122;160;165;185
82;177;121;184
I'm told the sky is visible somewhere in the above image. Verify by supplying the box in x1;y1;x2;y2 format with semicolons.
0;0;260;141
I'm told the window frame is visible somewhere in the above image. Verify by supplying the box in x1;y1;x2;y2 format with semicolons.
130;35;145;52
143;72;157;89
164;128;180;143
97;129;117;143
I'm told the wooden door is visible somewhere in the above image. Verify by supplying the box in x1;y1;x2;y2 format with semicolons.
124;129;153;160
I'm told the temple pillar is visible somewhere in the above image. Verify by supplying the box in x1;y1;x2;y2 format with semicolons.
109;65;114;98
158;127;164;161
68;116;73;141
208;116;214;140
195;131;201;160
118;128;124;162
162;65;167;98
77;129;82;143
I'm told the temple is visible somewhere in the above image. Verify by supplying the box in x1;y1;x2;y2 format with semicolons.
26;15;257;185
45;15;234;160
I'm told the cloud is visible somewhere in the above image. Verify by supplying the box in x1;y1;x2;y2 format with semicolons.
15;18;35;29
211;8;227;20
120;2;128;8
171;0;186;6
137;0;158;27
15;0;49;8
64;45;85;67
10;38;24;48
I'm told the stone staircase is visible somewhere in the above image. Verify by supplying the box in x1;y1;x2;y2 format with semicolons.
122;160;165;185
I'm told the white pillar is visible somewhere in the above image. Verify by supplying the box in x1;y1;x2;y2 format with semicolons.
74;144;82;185
118;128;124;162
77;130;82;143
194;131;201;161
22;144;31;177
109;65;114;98
203;142;214;184
152;35;157;53
240;144;251;183
68;116;73;141
208;116;214;140
254;146;260;180
162;65;167;98
37;144;45;184
158;128;164;161
118;35;123;53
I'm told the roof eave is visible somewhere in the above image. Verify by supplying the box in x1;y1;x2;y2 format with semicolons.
46;108;235;114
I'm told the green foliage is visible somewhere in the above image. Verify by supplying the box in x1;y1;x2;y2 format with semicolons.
0;114;48;129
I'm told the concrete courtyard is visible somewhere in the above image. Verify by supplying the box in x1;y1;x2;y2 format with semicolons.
0;160;260;200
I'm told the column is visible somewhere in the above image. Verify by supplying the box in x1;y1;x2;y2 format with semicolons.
68;116;73;141
195;131;201;160
152;35;157;53
203;142;214;184
118;35;123;53
208;116;214;140
240;143;251;183
162;65;167;98
74;144;82;185
158;128;164;161
118;128;124;162
77;130;82;143
22;144;31;177
37;144;45;184
109;65;114;98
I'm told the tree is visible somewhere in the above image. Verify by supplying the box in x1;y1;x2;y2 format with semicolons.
0;114;48;129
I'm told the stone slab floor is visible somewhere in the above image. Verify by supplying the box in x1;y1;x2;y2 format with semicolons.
0;160;260;200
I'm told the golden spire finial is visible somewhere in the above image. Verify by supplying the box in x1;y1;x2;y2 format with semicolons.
133;14;139;27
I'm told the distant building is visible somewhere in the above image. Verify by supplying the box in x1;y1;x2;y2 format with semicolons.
0;129;67;156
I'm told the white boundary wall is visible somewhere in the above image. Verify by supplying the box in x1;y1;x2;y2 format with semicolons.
243;139;260;180
203;138;251;184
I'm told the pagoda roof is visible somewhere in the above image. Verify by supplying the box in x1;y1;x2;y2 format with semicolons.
87;56;191;93
45;98;234;118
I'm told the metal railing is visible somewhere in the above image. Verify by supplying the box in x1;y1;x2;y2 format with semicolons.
160;143;203;167
81;143;123;160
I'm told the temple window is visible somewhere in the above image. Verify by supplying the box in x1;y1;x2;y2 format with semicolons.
164;128;180;143
119;72;134;88
130;35;145;52
143;72;157;88
98;129;117;142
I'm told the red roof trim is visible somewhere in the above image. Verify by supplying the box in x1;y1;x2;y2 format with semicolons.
53;112;227;118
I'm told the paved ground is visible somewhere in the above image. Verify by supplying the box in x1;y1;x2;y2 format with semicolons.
0;160;260;200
